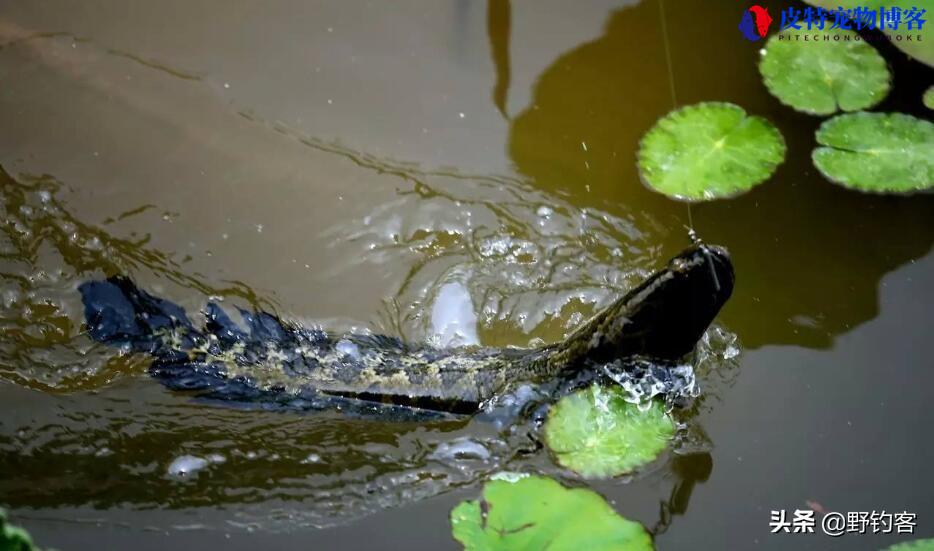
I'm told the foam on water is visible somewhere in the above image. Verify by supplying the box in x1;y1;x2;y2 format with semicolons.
429;279;479;347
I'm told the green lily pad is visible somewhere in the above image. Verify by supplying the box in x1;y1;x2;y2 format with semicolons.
812;112;934;193
637;102;786;202
882;538;934;551
1;510;37;551
804;0;934;68
450;474;652;551
924;87;934;110
759;27;890;115
543;385;675;478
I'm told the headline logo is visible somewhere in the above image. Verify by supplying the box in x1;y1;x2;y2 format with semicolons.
740;5;774;41
739;5;927;41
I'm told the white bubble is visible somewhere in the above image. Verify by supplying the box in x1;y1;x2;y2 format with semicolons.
335;339;361;359
430;281;479;348
490;472;528;483
301;453;322;464
430;439;490;462
167;455;209;478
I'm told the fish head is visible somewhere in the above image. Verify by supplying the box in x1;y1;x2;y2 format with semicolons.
642;243;735;359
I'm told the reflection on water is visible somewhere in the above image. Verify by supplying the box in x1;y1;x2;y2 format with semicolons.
649;452;712;537
509;1;934;348
487;0;511;118
0;382;499;526
0;379;718;536
0;0;932;545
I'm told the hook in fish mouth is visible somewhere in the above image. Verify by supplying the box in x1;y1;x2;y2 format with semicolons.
670;243;733;292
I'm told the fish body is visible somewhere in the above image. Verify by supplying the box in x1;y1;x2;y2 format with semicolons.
79;244;734;415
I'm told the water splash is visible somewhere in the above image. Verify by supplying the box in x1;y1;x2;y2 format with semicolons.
0;167;271;392
332;169;657;348
0;161;740;531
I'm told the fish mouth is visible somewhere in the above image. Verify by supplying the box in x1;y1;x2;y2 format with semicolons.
669;243;731;272
668;243;734;297
697;243;731;264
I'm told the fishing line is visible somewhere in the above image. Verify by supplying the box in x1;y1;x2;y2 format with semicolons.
657;0;720;291
657;0;678;109
657;0;698;246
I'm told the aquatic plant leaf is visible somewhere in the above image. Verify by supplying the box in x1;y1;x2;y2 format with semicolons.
759;27;890;115
924;87;934;110
812;112;934;193
882;538;934;551
636;102;786;202
804;0;934;68
0;510;38;551
450;474;652;551
543;385;675;478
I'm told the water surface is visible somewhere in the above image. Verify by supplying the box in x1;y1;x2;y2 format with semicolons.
1;1;932;549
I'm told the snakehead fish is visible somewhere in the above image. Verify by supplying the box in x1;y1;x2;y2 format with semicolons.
79;244;734;416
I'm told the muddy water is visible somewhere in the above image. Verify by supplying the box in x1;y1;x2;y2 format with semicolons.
0;0;932;549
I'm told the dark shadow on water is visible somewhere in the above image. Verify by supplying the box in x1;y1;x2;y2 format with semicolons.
2;1;929;535
487;0;511;118
508;0;934;349
0;377;713;536
0;388;471;517
651;452;712;537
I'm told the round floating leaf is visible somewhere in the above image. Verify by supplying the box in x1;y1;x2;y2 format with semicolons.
883;539;934;551
759;27;891;115
1;509;37;551
924;87;934;110
812;112;934;193
637;102;786;202
543;385;675;478
450;474;652;551
804;0;934;68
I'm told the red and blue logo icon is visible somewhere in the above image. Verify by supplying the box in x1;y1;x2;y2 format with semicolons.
739;5;774;41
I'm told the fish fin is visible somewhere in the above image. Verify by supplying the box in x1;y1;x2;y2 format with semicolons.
79;276;196;354
204;302;247;344
236;307;289;342
348;333;407;352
